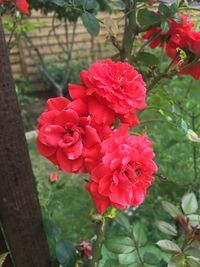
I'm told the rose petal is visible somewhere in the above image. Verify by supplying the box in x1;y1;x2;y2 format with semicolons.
68;99;88;116
47;97;70;111
88;96;115;125
68;84;86;99
55;110;79;125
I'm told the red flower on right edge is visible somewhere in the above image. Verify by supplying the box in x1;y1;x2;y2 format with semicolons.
86;125;157;214
143;14;200;80
0;0;29;14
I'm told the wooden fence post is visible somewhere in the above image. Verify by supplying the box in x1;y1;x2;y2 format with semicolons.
0;16;50;267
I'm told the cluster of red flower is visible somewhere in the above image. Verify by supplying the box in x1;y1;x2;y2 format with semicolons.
143;14;200;80
37;59;157;214
0;0;29;14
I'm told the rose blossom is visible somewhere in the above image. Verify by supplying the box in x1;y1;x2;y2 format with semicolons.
50;173;58;183
86;125;158;214
143;15;194;55
36;97;102;173
175;32;200;80
0;0;30;14
69;59;146;127
186;31;200;56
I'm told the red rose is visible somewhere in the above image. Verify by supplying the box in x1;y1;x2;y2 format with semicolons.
174;32;200;80
143;15;194;54
50;173;58;183
69;59;146;127
179;62;200;80
0;0;30;14
68;83;115;127
86;125;158;214
186;31;200;56
37;97;102;173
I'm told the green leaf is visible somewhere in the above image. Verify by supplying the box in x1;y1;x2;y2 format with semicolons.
137;9;161;26
136;52;160;65
100;245;117;267
156;221;178;236
43;218;61;241
133;223;147;246
0;253;9;267
116;212;132;234
143;252;160;265
56;240;76;267
103;259;122;267
168;254;188;267
82;12;100;36
187;256;200;267
161;19;170;32
181;119;188;132
187;214;200;227
181;192;198;215
159;3;171;17
118;251;138;265
105;237;135;254
173;15;183;24
162;201;182;218
156;240;181;253
52;0;65;7
82;0;98;10
170;3;178;15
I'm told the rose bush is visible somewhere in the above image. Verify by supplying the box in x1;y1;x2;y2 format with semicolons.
143;13;200;80
37;60;157;215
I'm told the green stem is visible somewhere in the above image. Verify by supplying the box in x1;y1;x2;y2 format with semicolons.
147;54;179;94
132;234;144;267
191;114;198;183
89;218;108;267
122;0;137;62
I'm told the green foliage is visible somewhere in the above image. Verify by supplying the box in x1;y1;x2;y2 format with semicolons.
0;253;9;267
156;193;200;266
102;212;162;267
56;240;77;267
82;11;100;36
137;9;160;27
28;0;111;35
28;138;94;266
181;192;198;214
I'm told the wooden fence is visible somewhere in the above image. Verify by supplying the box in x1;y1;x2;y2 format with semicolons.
5;11;124;84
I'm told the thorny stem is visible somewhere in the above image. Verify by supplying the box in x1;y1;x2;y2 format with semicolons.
89;217;108;267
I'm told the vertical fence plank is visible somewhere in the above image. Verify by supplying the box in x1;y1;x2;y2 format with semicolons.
0;17;50;267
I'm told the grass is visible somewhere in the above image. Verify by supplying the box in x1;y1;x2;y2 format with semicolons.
28;138;94;242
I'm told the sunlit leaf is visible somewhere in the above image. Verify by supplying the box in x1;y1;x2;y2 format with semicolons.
156;221;178;236
162;201;182;218
187;130;200;143
181;192;198;215
157;240;181;253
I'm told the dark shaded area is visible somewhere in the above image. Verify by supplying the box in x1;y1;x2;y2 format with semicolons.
0;17;50;267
